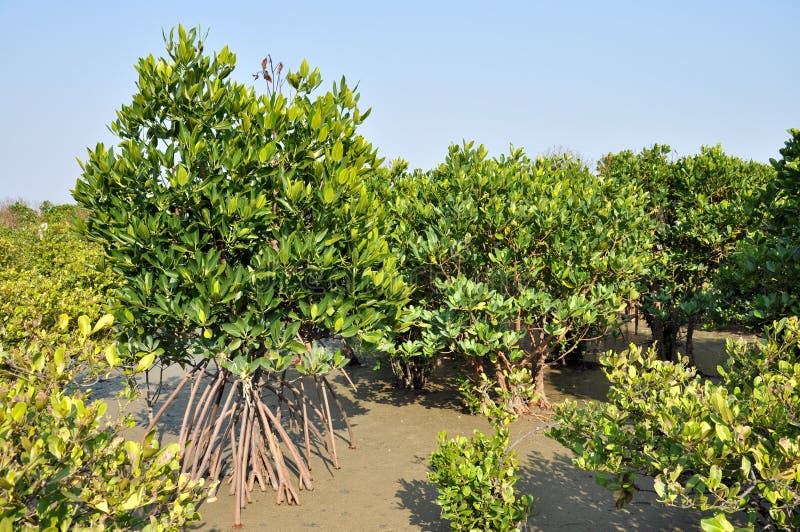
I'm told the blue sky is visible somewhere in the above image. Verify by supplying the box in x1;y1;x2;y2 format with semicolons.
1;1;798;204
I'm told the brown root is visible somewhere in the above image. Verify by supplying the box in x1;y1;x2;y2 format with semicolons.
145;365;351;527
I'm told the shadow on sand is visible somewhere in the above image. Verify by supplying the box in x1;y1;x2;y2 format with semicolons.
395;476;448;531
517;450;708;531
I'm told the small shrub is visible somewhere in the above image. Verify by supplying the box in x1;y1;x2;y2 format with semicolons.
548;317;800;531
385;306;442;390
0;316;205;530
429;402;532;531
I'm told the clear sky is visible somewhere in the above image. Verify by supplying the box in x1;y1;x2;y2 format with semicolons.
1;1;798;204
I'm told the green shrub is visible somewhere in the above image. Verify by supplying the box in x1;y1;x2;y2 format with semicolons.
0;204;116;346
383;144;653;405
72;25;412;524
548;317;800;531
719;129;800;327
383;305;442;389
429;403;532;531
599;145;773;360
0;316;205;531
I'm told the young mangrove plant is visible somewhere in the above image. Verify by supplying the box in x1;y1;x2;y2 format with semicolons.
73;26;411;526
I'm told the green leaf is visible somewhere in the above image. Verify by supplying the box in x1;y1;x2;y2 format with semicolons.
104;344;122;367
715;424;732;443
77;315;92;336
653;477;666;498
91;313;115;334
11;402;27;422
175;165;188;186
50;348;65;377
740;456;751;478
120;490;143;511
331;141;343;163
323;184;334;204
135;352;156;373
700;513;735;532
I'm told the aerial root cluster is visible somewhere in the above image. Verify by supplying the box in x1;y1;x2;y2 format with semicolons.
143;361;355;527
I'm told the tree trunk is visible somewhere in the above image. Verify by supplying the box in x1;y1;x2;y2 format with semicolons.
389;357;430;390
645;311;679;361
491;355;530;414
494;359;509;392
685;315;698;366
532;352;550;408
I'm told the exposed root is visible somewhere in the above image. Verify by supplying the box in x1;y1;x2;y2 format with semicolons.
145;364;350;527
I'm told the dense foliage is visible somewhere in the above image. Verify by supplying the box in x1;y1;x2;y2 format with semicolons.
379;144;653;406
0;316;205;531
548;317;800;531
720;129;800;327
0;201;206;530
598;145;773;360
0;202;117;345
73;28;409;370
72;26;411;525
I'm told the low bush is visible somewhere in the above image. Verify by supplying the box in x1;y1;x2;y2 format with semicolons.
548;317;800;531
0;316;205;531
0;203;116;347
429;401;532;531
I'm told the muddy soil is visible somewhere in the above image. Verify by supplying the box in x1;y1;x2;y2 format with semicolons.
96;325;756;531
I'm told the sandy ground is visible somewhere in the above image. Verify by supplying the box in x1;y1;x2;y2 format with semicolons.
94;325;756;531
